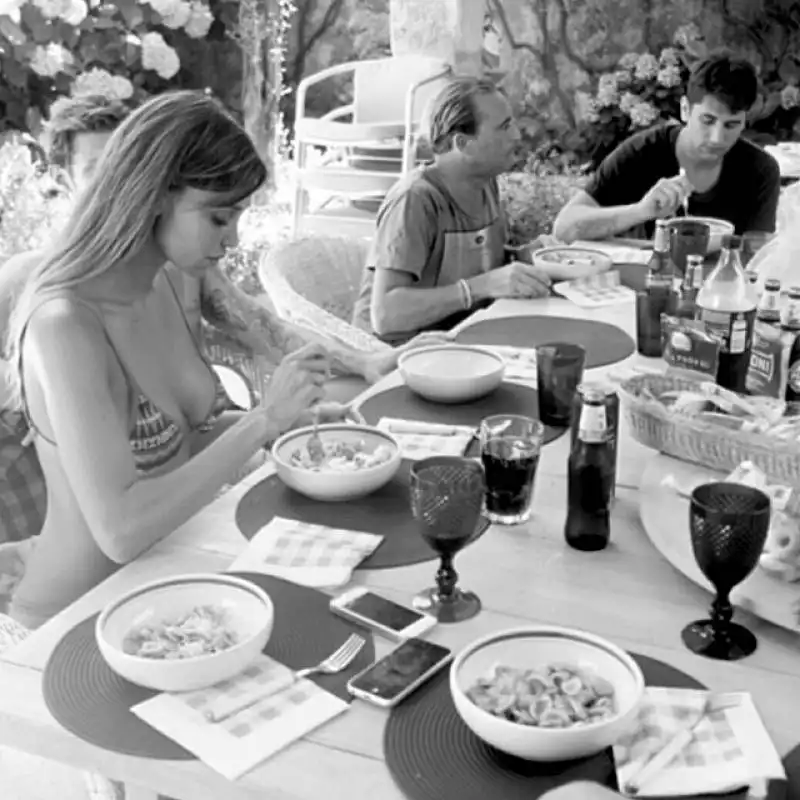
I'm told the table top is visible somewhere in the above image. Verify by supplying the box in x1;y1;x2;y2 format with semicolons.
2;296;799;800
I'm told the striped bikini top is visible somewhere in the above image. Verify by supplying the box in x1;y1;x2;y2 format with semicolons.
21;274;232;474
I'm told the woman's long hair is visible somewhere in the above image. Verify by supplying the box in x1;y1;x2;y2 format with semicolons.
5;90;267;411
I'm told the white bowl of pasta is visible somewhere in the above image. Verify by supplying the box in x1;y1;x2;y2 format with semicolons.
96;574;274;692
271;423;402;502
450;626;645;762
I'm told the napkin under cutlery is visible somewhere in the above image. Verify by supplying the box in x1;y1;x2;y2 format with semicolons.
377;418;475;459
613;688;785;797
227;517;383;588
132;654;347;781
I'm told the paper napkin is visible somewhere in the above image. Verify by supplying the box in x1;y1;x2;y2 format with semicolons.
553;270;636;308
614;688;785;797
227;516;383;588
376;417;475;460
132;654;348;781
485;346;538;384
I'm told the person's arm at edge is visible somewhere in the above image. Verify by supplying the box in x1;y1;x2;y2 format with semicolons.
553;191;651;243
199;265;375;380
26;302;279;564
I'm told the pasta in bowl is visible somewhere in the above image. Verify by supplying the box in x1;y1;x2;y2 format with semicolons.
450;626;645;761
272;423;402;502
96;574;274;692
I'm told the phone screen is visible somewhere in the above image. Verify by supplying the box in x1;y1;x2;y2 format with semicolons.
349;638;451;701
342;591;425;632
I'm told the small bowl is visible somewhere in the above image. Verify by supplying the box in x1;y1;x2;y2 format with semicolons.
398;345;505;404
527;246;613;280
96;574;274;692
665;216;734;253
271;423;401;502
450;626;645;762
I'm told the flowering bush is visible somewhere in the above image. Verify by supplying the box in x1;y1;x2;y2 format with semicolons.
0;0;228;134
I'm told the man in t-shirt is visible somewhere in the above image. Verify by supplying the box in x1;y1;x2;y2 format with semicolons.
553;50;780;243
352;77;552;346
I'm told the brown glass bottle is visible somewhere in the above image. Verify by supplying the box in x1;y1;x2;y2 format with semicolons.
783;287;800;403
757;279;782;325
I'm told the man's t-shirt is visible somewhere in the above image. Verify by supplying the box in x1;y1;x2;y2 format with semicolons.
584;123;781;237
352;165;505;345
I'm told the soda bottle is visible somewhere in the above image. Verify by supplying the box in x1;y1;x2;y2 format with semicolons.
696;234;757;393
565;388;613;552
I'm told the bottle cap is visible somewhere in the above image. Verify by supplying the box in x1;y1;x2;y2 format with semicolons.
764;278;781;291
789;286;800;298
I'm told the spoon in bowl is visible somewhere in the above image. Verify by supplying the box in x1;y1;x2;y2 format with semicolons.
307;405;325;465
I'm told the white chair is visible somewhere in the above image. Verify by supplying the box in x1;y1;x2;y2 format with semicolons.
292;56;452;237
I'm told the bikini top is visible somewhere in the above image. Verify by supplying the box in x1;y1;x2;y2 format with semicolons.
20;273;232;474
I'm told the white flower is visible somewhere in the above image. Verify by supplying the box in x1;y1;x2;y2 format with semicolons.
619;91;639;114
584;101;600;124
31;0;84;21
595;73;619;108
29;43;74;77
659;47;681;67
657;65;682;88
618;53;640;71
146;0;182;16
634;53;659;81
781;85;800;110
629;101;659;128
141;31;181;80
161;0;191;28
72;67;134;100
1;0;26;21
62;0;86;24
184;1;213;39
673;23;702;49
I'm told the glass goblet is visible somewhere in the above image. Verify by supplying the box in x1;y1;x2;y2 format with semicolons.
409;456;486;623
682;482;771;661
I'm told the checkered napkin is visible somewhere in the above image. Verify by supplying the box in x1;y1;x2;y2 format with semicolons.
613;688;785;797
554;270;636;308
572;240;653;266
227;516;383;588
131;654;348;781
376;417;475;460
486;346;538;384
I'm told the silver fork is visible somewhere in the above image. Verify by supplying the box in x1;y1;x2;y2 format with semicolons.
307;405;325;464
207;634;366;723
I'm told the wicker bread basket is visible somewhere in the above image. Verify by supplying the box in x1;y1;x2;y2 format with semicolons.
619;372;800;486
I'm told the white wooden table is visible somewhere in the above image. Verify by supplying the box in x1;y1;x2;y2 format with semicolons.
2;297;799;800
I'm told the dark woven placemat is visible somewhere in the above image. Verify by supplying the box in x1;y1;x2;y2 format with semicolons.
456;316;635;369
384;653;788;800
357;383;567;451
235;461;490;569
42;572;374;760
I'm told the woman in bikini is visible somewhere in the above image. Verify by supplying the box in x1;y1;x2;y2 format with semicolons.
4;91;338;630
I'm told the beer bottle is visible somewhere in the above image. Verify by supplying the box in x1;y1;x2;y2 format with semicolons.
638;220;674;357
670;254;705;320
565;388;613;552
783;287;800;403
696;234;757;393
757;279;782;326
646;220;674;289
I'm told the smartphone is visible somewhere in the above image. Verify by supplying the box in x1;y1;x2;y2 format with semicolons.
329;587;436;641
347;637;452;708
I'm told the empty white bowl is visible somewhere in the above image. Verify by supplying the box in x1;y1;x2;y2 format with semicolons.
398;345;505;404
271;423;401;502
96;574;274;692
450;626;645;762
665;216;735;253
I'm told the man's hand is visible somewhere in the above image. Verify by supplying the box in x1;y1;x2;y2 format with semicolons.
361;331;455;385
475;261;552;300
638;174;693;220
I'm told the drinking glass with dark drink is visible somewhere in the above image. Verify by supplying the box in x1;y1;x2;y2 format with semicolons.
480;414;544;525
682;482;770;660
536;343;586;427
409;457;486;623
668;219;710;275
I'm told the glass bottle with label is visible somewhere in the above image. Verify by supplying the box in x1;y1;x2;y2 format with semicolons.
757;279;782;325
565;388;613;552
696;234;757;393
670;254;705;319
636;221;674;357
783;287;800;403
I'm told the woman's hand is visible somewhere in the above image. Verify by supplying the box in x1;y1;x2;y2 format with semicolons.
293;401;366;428
259;342;330;434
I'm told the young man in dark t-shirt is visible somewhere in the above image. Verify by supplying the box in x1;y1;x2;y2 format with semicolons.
553;50;781;242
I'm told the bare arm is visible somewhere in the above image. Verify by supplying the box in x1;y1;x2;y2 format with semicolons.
199;266;371;380
552;191;650;243
25;301;277;564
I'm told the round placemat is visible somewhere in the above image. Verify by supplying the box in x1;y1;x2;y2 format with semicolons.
456;316;635;369
42;572;374;760
385;653;734;800
235;461;491;570
358;383;567;449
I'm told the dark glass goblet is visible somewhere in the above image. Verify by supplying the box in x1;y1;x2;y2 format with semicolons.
409;456;486;623
682;482;771;661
